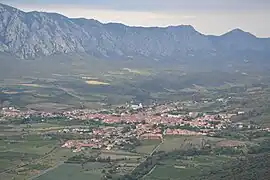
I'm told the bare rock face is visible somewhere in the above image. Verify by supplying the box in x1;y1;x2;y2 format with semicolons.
0;3;269;60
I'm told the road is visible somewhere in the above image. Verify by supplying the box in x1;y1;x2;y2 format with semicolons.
142;165;157;179
131;140;163;173
54;84;83;101
29;161;64;180
150;141;163;156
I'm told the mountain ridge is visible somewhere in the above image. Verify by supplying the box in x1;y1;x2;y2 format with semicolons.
0;3;269;60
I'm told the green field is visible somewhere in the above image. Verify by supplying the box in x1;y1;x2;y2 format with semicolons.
144;165;198;180
35;163;107;180
158;136;203;152
144;155;233;180
135;140;160;154
0;151;41;172
0;132;75;180
0;134;59;155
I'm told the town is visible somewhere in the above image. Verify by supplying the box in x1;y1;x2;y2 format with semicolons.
1;98;269;153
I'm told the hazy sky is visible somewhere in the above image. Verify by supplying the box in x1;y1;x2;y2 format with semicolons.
2;0;270;37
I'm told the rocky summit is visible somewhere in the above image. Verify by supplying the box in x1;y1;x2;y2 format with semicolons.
0;3;270;60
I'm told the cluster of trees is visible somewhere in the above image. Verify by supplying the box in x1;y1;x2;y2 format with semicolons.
119;137;141;152
118;155;159;180
5;116;82;125
167;110;187;116
66;154;111;164
231;109;263;122
248;139;270;154
196;152;270;180
66;154;132;165
84;119;120;127
212;147;244;156
158;123;201;132
212;129;270;141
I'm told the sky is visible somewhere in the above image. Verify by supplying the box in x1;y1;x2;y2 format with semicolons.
2;0;270;37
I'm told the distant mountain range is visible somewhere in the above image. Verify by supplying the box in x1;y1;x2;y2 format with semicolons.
0;3;270;60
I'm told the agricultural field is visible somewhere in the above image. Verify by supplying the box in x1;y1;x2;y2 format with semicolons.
32;149;142;180
85;80;110;85
135;140;161;154
0;146;76;180
143;155;233;180
158;136;204;152
35;163;106;180
0;133;58;153
0;124;77;180
158;136;230;153
2;54;266;110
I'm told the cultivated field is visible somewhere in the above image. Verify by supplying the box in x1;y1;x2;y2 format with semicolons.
158;136;204;152
85;80;110;85
35;163;106;180
135;140;161;154
143;155;233;180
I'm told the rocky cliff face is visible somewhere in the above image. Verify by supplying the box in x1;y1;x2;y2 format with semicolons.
0;3;269;60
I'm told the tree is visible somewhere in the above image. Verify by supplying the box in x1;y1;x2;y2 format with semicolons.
108;169;114;174
106;174;112;179
81;163;84;169
106;156;111;162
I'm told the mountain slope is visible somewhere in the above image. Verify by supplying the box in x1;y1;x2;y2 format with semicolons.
0;3;269;60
